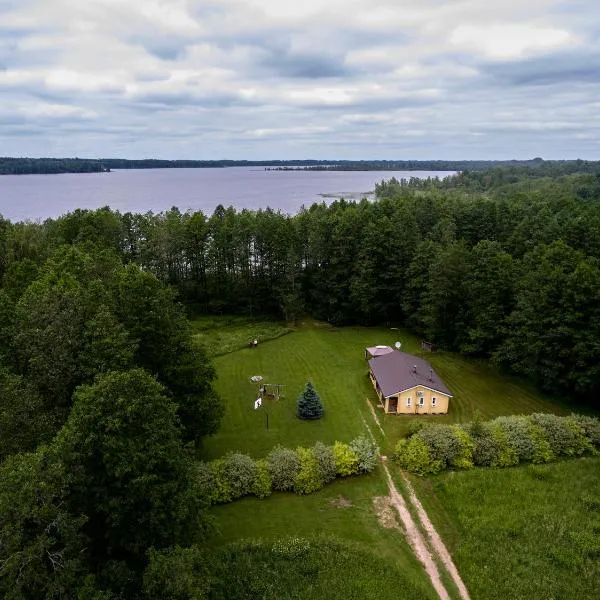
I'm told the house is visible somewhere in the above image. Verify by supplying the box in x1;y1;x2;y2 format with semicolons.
367;350;452;415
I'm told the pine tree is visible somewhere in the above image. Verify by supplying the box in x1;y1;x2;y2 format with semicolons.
297;381;324;420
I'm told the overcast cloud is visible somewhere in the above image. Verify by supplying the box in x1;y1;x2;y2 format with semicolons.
0;0;599;159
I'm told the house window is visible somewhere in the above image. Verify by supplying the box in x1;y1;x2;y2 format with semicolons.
406;397;411;408
418;397;424;407
432;397;437;407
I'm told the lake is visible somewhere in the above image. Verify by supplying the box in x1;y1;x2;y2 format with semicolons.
0;167;454;222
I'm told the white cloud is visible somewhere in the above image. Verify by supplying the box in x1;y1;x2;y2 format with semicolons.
450;23;574;59
0;0;598;158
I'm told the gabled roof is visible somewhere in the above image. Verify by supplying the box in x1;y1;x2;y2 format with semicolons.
366;345;394;358
368;351;452;398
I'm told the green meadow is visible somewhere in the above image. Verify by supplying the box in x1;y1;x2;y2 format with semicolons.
410;458;600;600
199;319;566;459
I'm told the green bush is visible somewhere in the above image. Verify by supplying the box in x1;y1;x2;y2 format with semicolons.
407;420;426;437
313;441;337;483
530;413;581;457
266;446;301;491
195;461;218;505
450;426;474;469
294;447;324;494
418;425;462;468
569;413;600;449
469;422;501;467
349;436;379;473
565;417;595;456
332;441;359;477
495;416;538;462
251;459;272;499
223;453;258;499
527;421;554;464
394;437;442;475
489;423;519;467
210;459;234;503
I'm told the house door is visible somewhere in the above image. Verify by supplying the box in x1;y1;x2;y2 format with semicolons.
388;397;398;413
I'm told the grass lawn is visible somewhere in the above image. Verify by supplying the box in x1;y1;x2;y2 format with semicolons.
205;469;438;599
200;320;568;459
408;458;600;600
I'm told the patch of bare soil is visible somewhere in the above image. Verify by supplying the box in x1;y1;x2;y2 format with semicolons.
329;495;352;508
373;496;401;530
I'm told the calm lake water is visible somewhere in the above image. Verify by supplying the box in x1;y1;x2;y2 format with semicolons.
0;167;454;222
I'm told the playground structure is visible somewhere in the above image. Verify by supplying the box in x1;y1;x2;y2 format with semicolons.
249;375;285;401
259;383;285;401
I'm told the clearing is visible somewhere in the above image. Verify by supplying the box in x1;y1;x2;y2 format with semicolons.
200;320;567;459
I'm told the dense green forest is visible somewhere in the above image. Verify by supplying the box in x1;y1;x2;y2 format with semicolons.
3;167;597;401
4;156;600;174
0;164;599;597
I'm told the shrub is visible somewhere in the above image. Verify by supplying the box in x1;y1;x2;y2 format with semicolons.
297;381;324;420
266;446;301;491
569;413;600;449
210;459;234;503
332;441;359;477
495;416;538;462
407;420;426;437
223;453;258;499
489;423;519;468
450;426;474;469
417;425;461;468
565;417;595;456
349;436;379;473
394;437;442;475
469;422;501;467
528;421;554;463
251;459;272;499
294;447;324;494
313;441;337;483
530;413;580;457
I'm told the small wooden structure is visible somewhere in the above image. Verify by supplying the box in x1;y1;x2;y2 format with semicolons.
259;383;285;401
421;340;435;352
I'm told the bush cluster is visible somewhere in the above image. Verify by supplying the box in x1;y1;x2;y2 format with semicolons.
394;413;599;475
198;436;379;505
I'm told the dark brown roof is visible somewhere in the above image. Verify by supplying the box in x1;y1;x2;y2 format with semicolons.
368;351;452;398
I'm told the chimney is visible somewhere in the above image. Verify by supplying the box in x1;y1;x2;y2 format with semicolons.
413;365;417;374
429;368;433;381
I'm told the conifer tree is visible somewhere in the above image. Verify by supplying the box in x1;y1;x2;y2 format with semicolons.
297;381;324;420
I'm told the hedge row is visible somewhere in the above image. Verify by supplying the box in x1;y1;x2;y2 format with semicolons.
197;436;379;504
394;413;600;475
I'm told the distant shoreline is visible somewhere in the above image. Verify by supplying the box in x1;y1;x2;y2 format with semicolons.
1;157;589;176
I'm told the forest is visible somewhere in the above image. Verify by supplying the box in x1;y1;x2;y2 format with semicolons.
4;156;600;174
0;164;599;597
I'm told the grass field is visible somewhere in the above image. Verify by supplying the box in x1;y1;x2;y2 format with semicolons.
409;458;600;599
206;471;437;599
200;319;567;459
191;315;291;357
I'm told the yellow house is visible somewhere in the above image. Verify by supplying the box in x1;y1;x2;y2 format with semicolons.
367;350;452;415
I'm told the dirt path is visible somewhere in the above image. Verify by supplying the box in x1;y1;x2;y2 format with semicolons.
381;462;451;600
401;474;471;600
361;399;471;600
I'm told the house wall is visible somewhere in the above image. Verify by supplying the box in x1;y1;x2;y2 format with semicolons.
390;385;450;415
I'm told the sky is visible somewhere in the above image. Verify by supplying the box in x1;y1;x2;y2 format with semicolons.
1;0;599;160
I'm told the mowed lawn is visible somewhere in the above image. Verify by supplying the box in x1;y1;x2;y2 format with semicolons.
200;321;567;459
409;458;600;600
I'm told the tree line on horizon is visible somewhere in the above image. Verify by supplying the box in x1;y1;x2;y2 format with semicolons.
3;156;600;175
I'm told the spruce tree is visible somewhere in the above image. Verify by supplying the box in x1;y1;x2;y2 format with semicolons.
297;381;324;420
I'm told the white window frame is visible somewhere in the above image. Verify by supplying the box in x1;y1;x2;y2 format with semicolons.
418;397;424;407
406;397;411;408
432;397;437;407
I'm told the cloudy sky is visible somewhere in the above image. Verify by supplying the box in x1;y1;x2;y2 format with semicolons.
1;0;599;159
